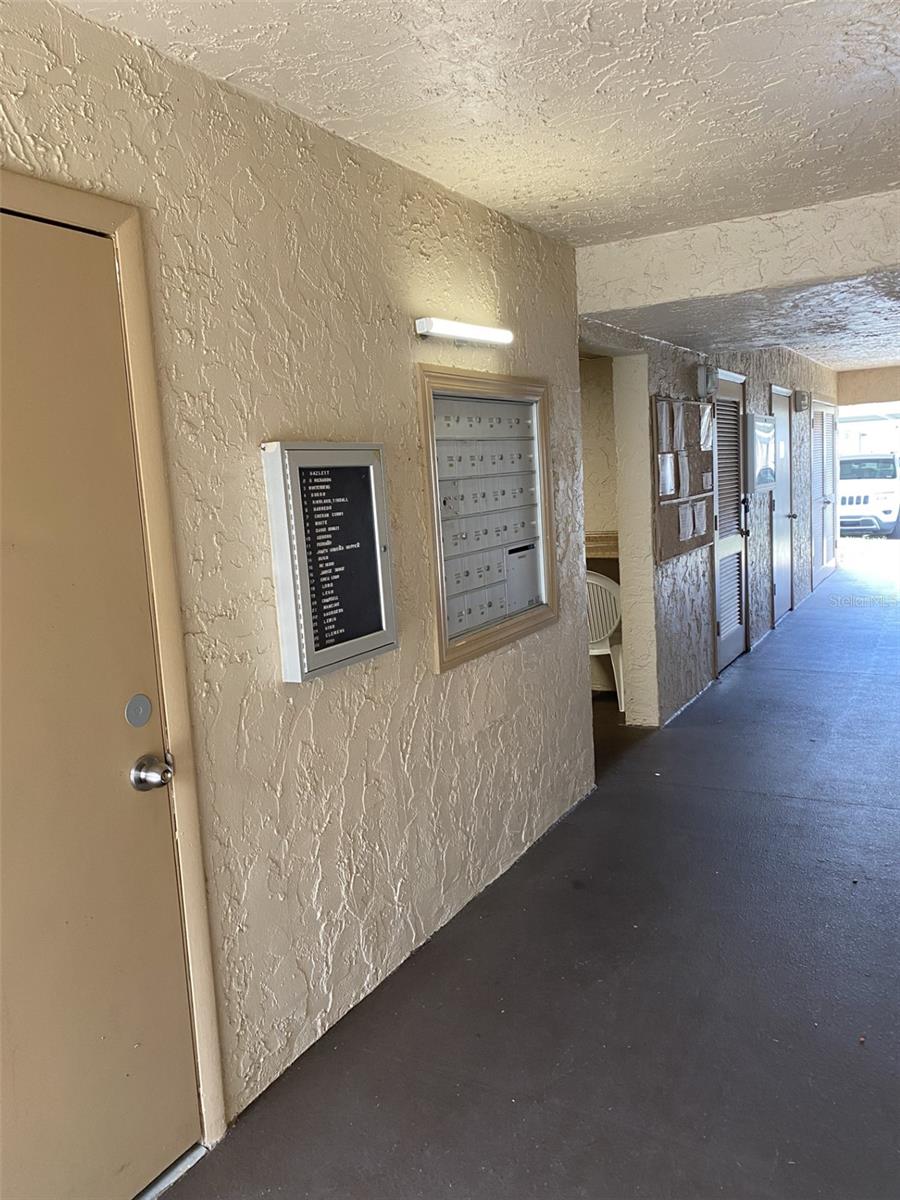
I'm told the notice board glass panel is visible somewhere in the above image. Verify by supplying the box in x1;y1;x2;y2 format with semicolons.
261;442;397;681
419;367;558;673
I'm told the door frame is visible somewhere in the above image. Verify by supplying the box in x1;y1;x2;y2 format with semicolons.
770;384;794;624
1;169;226;1145
810;397;838;592
712;368;748;676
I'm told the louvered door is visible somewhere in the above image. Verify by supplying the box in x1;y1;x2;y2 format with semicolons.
811;401;837;589
713;374;748;670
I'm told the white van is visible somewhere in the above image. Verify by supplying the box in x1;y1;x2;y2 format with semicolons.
839;453;900;537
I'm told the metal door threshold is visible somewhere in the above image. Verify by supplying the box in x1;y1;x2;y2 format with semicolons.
135;1145;206;1200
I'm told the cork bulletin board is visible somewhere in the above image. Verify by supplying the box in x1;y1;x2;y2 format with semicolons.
653;397;715;563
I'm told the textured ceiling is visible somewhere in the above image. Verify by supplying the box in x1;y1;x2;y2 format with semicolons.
63;0;900;245
583;271;900;370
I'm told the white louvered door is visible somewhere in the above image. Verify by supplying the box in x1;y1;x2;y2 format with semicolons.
811;401;837;589
713;374;748;670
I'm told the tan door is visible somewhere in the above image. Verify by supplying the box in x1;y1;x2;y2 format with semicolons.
771;386;793;623
1;212;200;1198
713;373;748;670
811;401;837;589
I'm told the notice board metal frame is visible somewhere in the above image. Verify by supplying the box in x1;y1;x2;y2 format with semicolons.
418;364;558;673
261;441;397;681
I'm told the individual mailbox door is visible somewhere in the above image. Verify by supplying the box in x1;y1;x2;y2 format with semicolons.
503;440;529;471
461;514;492;548
481;547;506;587
437;441;464;479
446;594;467;636
458;478;487;515
442;517;462;557
461;443;485;476
483;476;506;511
482;441;505;474
439;479;461;517
483;582;507;621
507;507;539;543
446;552;480;596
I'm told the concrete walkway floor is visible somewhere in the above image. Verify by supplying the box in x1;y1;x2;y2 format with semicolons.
171;544;899;1200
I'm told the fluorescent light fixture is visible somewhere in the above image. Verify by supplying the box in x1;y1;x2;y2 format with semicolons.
415;317;513;345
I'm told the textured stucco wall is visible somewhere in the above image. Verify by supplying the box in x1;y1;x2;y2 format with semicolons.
645;342;715;720
580;320;837;722
650;344;836;718
580;356;617;532
577;190;900;314
1;1;595;1117
838;366;900;406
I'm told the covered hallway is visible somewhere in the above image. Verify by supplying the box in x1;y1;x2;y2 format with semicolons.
169;549;900;1200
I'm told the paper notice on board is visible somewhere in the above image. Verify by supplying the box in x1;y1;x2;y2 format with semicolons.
673;402;686;451
692;500;707;536
678;504;693;541
658;452;675;496
700;403;713;451
702;470;713;492
677;451;690;497
657;401;672;452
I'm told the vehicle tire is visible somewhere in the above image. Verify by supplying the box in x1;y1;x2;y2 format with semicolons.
889;516;900;539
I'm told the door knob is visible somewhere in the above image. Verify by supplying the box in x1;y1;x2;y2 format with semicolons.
130;753;173;791
788;512;798;519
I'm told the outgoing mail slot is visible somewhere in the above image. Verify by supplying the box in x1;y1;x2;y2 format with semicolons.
505;541;543;614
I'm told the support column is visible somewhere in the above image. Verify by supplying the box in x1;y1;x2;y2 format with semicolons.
612;354;660;726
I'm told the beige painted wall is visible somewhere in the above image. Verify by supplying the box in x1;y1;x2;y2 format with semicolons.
1;1;595;1118
838;366;900;407
580;356;618;532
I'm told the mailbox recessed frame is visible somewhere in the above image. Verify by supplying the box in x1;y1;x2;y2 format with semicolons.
418;365;558;673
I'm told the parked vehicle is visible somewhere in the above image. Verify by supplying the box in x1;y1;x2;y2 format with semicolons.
839;453;900;537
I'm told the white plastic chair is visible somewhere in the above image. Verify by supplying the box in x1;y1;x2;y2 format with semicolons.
586;571;624;713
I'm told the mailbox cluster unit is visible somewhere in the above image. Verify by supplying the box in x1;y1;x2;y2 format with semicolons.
433;394;546;639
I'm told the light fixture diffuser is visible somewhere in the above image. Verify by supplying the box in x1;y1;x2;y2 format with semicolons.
414;317;513;346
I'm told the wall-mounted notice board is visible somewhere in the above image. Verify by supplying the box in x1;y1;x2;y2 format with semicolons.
261;441;397;681
653;397;715;563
